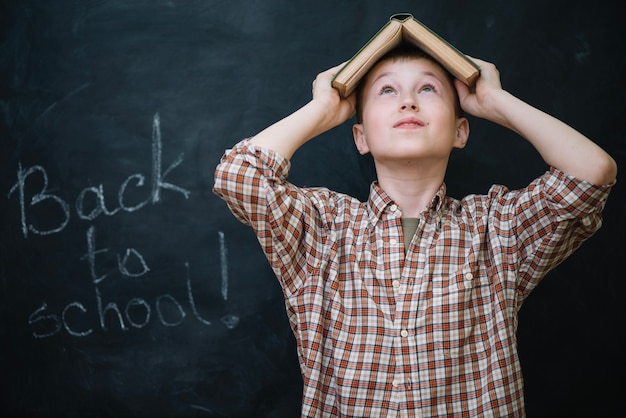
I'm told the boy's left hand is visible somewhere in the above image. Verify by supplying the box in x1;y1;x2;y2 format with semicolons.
454;57;504;122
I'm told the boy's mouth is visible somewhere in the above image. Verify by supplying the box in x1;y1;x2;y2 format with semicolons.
393;117;426;128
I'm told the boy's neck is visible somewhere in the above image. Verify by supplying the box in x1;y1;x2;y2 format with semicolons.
375;162;446;218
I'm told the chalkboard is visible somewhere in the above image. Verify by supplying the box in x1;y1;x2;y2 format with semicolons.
1;0;624;416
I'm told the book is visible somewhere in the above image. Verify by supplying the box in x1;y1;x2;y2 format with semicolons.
331;13;480;98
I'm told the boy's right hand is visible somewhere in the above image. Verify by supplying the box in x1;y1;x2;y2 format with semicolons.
311;63;357;131
249;63;357;160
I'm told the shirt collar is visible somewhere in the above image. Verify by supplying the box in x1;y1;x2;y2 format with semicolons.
366;181;447;225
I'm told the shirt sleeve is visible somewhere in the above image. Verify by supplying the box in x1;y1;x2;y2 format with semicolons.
488;167;614;299
213;139;331;295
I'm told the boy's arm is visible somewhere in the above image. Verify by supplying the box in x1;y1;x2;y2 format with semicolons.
455;59;617;185
250;64;356;160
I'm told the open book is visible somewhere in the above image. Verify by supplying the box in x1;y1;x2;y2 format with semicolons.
332;13;480;98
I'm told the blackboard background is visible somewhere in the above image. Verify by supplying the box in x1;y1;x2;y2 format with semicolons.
1;0;624;416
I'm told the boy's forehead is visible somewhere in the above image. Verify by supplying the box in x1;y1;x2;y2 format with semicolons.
365;56;450;86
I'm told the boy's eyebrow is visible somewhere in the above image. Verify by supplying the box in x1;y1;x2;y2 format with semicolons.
370;70;444;85
370;71;395;84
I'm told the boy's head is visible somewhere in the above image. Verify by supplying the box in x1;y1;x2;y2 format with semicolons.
351;44;469;164
354;45;463;123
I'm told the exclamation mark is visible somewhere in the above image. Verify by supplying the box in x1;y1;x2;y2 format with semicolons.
219;231;228;301
219;231;239;329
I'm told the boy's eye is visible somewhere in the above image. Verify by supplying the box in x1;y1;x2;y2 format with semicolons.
419;84;437;93
379;85;397;95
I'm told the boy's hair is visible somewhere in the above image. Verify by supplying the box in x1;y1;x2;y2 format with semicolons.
354;45;463;123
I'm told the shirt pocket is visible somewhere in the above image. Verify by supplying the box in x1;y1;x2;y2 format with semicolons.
430;263;493;359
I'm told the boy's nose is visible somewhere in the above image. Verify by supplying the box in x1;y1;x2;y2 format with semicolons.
400;94;419;111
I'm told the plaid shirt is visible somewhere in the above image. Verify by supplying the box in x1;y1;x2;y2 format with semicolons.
214;139;612;417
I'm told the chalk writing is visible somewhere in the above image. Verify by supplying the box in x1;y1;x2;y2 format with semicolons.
7;113;240;338
151;112;190;203
7;113;190;238
219;231;228;301
28;232;227;338
220;314;240;330
62;302;92;337
217;233;239;329
81;225;151;284
8;164;71;237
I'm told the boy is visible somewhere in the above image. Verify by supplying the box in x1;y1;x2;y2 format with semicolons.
213;45;616;416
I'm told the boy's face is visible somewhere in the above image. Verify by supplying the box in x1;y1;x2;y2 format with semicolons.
352;57;468;167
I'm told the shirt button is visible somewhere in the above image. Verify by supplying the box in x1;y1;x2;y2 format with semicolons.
464;272;473;281
392;379;401;387
392;280;401;288
390;204;398;212
389;238;398;246
400;329;409;338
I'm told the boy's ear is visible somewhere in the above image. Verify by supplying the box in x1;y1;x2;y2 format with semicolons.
352;123;370;155
454;117;470;149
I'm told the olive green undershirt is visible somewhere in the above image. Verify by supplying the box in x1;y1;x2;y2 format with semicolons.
401;217;420;252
